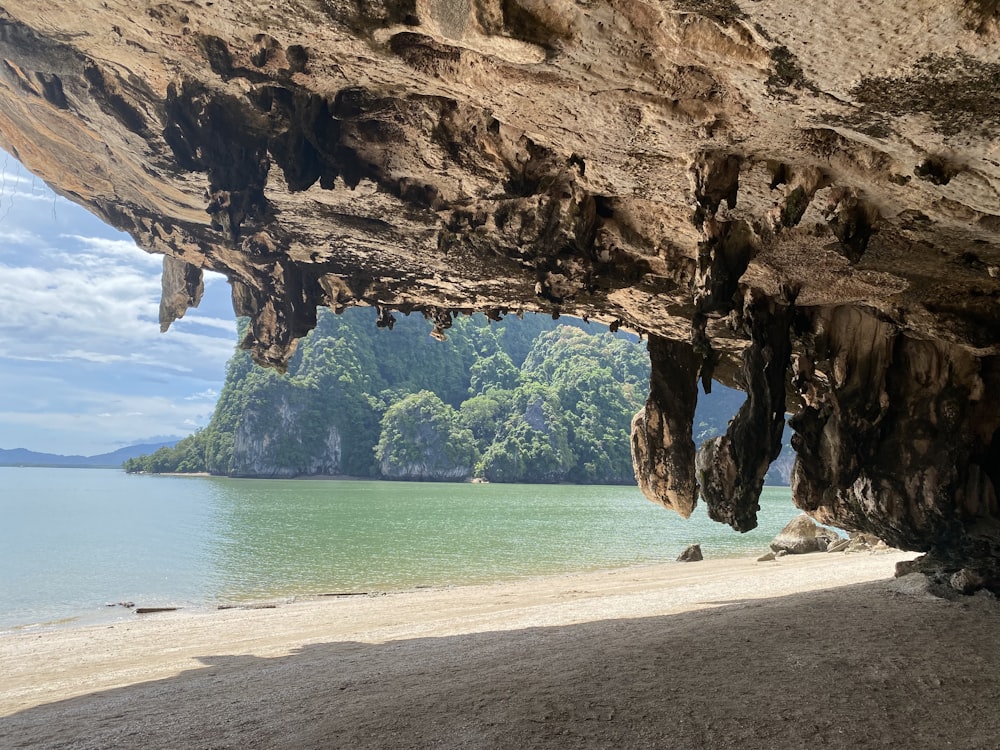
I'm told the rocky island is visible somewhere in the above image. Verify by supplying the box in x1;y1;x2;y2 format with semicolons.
0;0;997;590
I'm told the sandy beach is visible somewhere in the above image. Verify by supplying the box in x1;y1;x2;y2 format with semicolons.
4;550;1000;749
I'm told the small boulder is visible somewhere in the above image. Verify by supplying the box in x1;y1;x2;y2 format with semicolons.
757;551;776;562
826;538;850;554
770;514;843;555
845;532;883;553
895;558;922;577
676;544;703;562
950;568;986;594
815;527;841;551
887;572;937;599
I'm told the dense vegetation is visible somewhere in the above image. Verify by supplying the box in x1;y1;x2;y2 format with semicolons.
125;308;779;484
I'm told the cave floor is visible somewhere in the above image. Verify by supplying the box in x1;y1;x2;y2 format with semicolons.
3;551;998;749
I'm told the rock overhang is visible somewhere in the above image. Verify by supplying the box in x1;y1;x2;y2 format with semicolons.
0;0;998;589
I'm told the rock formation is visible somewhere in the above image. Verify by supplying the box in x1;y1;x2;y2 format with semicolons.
232;395;343;477
676;543;703;562
769;514;841;555
0;1;998;588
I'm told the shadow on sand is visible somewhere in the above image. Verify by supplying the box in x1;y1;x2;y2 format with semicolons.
3;580;999;749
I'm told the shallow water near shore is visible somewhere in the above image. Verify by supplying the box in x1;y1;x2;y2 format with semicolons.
0;468;803;631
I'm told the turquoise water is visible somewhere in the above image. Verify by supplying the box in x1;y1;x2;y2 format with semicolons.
0;468;802;631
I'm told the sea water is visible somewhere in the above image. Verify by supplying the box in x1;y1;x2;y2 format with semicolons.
0;468;803;631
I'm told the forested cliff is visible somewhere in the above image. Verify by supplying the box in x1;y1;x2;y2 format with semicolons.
126;310;770;483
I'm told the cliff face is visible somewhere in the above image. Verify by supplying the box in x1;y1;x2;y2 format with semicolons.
375;391;477;481
232;395;342;477
1;1;998;588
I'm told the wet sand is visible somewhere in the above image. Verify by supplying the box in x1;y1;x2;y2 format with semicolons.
4;550;1000;749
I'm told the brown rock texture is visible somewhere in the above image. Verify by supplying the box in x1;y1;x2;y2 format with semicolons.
769;514;841;555
0;1;998;583
675;543;703;562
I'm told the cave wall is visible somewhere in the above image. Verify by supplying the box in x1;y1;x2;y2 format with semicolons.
0;0;998;584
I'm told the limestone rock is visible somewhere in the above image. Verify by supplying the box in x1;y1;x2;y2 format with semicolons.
845;533;884;554
231;394;342;477
631;337;700;517
950;568;987;594
895;559;923;578
826;539;851;554
676;544;703;562
376;396;476;481
770;514;842;555
887;572;939;600
0;0;999;580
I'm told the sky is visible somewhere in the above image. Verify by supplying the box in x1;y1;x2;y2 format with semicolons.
0;150;238;456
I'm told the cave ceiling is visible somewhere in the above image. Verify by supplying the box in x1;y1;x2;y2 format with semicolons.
1;0;999;587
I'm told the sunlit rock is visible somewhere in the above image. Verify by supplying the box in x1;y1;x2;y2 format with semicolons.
0;0;998;585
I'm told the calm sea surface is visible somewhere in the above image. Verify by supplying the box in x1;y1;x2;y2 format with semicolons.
0;468;803;631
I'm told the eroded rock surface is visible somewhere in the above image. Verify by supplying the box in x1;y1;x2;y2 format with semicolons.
769;514;842;555
631;335;700;517
0;0;998;585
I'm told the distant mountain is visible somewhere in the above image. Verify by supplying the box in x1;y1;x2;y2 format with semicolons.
0;441;179;468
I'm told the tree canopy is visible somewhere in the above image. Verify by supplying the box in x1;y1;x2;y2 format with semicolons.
125;308;765;484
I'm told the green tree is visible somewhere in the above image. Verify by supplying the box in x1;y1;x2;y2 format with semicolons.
375;391;478;480
469;350;521;395
478;383;573;483
125;308;750;486
458;393;509;454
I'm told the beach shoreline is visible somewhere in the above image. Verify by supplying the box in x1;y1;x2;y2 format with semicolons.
8;548;1000;749
1;551;914;716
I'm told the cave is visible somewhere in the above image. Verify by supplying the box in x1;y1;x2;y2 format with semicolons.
0;0;998;591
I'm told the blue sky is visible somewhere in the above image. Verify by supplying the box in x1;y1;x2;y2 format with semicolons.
0;151;237;455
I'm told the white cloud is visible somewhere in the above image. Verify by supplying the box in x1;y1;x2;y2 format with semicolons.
0;249;234;373
0;227;39;245
61;234;165;268
0;393;215;455
172;315;238;334
0;148;242;454
0;261;158;338
184;388;220;401
0;189;61;204
0;170;36;188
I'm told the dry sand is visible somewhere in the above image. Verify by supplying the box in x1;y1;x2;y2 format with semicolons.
3;550;1000;749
